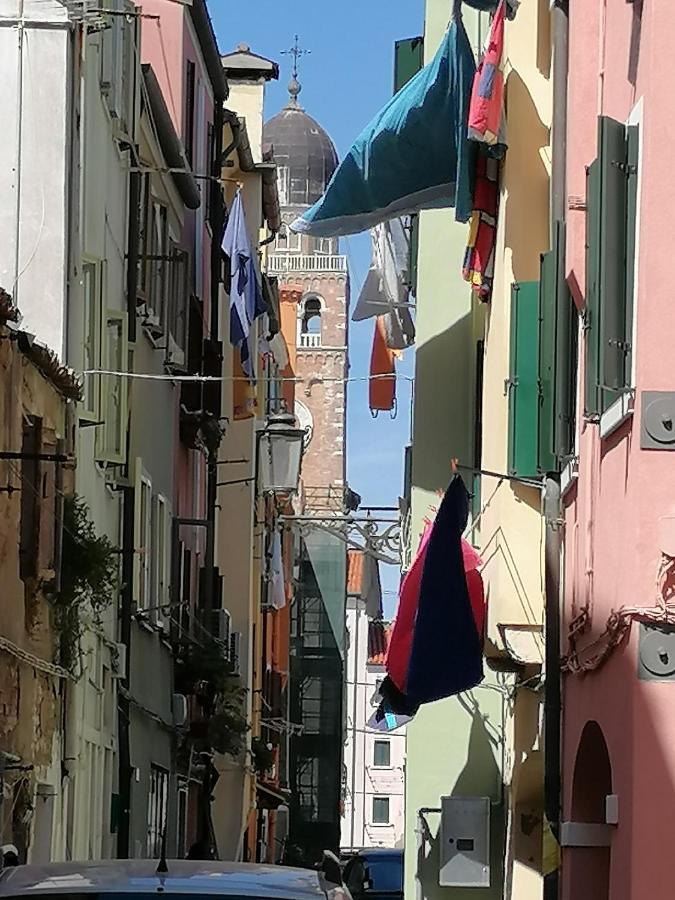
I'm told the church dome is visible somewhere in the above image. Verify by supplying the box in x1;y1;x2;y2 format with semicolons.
263;80;338;208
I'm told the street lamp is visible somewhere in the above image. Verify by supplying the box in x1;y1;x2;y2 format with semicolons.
257;412;305;495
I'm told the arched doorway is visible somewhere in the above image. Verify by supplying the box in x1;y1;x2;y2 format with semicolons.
566;721;612;900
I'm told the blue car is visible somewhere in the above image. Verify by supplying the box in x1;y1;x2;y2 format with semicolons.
342;850;402;900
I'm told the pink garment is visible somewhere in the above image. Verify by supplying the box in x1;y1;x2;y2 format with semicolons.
386;521;484;693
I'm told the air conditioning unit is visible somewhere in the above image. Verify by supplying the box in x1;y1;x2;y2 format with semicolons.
172;693;188;728
111;642;127;679
229;631;241;676
212;608;231;644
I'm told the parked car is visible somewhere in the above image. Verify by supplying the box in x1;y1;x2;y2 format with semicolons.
342;849;403;900
0;859;352;900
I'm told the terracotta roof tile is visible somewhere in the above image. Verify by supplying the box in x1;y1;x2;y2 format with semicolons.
347;549;364;596
367;621;391;666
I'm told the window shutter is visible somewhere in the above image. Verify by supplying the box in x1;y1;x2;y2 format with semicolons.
508;281;540;477
584;159;601;417
598;116;628;401
551;220;577;466
538;251;556;474
624;124;639;384
394;37;424;93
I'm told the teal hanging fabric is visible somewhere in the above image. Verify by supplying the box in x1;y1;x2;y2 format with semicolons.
291;12;477;238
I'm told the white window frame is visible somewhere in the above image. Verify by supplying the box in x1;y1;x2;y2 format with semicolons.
147;765;169;858
277;167;290;206
96;307;129;465
134;460;152;612
80;258;102;421
151;493;170;626
372;739;391;769
371;795;390;826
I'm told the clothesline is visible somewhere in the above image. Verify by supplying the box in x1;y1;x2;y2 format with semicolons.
80;370;416;385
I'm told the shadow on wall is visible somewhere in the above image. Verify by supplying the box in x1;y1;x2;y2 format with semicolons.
411;313;474;496
416;704;505;899
502;71;550;286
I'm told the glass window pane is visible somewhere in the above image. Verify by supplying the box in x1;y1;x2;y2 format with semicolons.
372;796;390;824
373;740;390;767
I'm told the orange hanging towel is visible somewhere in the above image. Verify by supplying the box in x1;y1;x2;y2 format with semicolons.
369;315;396;415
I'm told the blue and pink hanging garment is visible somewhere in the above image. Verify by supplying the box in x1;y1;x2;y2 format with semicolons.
369;476;485;732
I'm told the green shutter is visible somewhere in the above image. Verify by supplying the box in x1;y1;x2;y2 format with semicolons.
538;251;556;474
553;220;577;466
394;37;424;93
508;282;540;478
624;124;639;385
585;159;601;417
598;116;628;404
394;39;424;294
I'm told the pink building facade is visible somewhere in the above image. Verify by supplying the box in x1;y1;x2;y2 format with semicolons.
561;2;675;898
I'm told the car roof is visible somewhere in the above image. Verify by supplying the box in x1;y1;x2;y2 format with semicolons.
0;861;334;900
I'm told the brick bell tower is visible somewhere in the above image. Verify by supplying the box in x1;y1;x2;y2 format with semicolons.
263;59;348;509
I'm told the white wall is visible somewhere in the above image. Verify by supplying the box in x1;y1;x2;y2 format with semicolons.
342;597;406;851
0;0;71;354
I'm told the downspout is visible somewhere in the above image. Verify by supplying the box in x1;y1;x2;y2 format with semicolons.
544;4;568;898
117;136;141;857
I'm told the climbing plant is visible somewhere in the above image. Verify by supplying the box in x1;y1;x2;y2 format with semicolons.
49;495;118;671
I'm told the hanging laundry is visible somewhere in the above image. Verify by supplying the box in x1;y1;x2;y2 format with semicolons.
407;475;484;703
463;153;501;301
386;516;484;695
464;0;519;21
233;348;256;420
291;7;477;237
269;529;286;611
468;0;507;152
361;551;383;620
369;316;396;415
353;220;410;322
222;191;267;377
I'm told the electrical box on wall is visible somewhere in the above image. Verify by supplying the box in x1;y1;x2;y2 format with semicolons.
439;797;490;888
638;623;675;681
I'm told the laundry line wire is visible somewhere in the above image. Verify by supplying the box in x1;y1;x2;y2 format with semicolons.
80;369;415;385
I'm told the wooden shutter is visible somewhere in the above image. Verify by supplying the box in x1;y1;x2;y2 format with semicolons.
598;116;628;402
538;251;556;474
624;124;639;385
508;282;540;477
584;160;601;417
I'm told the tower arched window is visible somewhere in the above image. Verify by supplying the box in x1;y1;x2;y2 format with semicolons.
276;225;288;251
298;295;323;348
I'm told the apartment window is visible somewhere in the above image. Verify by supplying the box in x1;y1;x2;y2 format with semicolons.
134;462;152;611
373;740;391;768
184;60;196;166
151;494;169;621
167;244;190;368
205;122;214;221
277;167;290;206
148;201;169;329
98;310;128;465
81;261;101;419
19;417;41;582
176;781;188;859
276;225;288;252
372;796;390;825
147;765;169;858
100;0;130;126
137;174;151;298
585;114;640;421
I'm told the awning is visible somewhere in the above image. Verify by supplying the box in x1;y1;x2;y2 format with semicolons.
303;530;347;658
291;10;476;238
256;782;290;810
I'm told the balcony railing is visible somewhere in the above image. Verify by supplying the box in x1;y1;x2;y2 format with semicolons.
267;254;347;274
299;333;322;349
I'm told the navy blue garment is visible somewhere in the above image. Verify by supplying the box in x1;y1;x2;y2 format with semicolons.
406;475;484;703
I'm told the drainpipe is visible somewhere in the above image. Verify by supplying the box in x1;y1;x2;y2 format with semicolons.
544;5;568;898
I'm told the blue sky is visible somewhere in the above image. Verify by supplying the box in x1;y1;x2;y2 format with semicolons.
211;1;424;615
